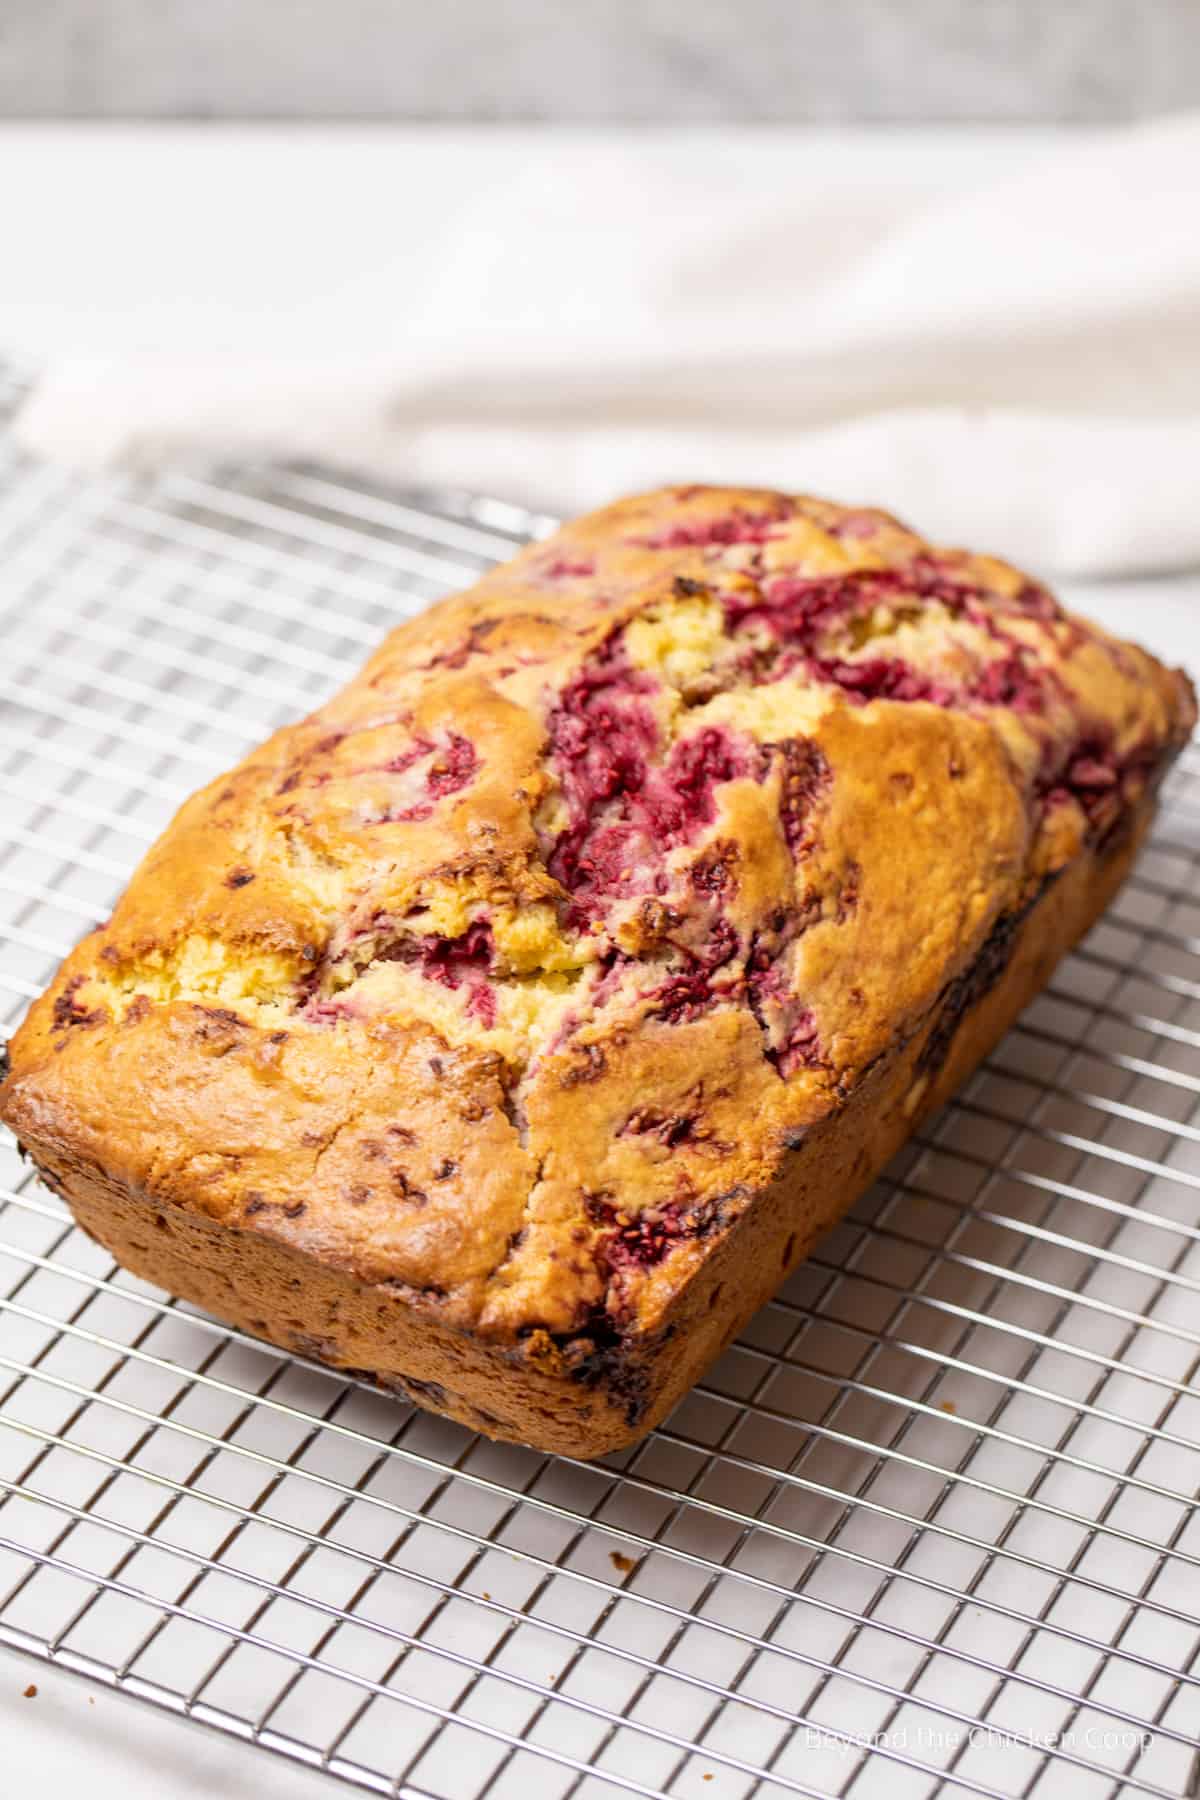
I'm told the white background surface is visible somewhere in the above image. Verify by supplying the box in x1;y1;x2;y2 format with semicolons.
1;125;1197;1800
7;1658;334;1800
12;119;1200;580
7;123;1052;360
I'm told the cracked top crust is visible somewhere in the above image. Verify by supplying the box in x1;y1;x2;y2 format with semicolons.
3;487;1193;1346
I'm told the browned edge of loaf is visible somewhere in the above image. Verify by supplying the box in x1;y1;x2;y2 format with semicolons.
11;791;1155;1459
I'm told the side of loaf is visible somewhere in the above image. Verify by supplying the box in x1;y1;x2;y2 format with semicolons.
1;487;1193;1457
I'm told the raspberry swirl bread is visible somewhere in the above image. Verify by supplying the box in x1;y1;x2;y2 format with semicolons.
2;488;1193;1457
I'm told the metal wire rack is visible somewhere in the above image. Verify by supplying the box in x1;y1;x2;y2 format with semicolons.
0;365;1198;1800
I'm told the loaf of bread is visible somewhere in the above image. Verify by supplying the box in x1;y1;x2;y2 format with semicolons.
2;488;1192;1456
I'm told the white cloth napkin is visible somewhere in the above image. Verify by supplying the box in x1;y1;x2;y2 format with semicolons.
15;116;1200;579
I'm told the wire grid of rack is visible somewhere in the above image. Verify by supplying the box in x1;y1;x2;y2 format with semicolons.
0;369;1198;1800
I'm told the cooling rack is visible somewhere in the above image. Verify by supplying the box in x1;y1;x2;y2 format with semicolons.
0;367;1198;1800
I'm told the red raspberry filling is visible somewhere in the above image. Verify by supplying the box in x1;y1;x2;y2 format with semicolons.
586;1194;697;1271
723;562;1056;716
810;656;957;707
373;730;480;822
426;733;479;799
638;509;788;550
545;644;755;916
647;919;740;1024
746;937;825;1076
542;555;596;580
319;918;498;1028
1038;733;1161;840
766;739;832;857
419;921;497;1027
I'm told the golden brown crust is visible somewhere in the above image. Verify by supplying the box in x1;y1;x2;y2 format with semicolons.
1;486;1194;1455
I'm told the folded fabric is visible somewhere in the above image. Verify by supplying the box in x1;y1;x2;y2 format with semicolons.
15;115;1200;578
